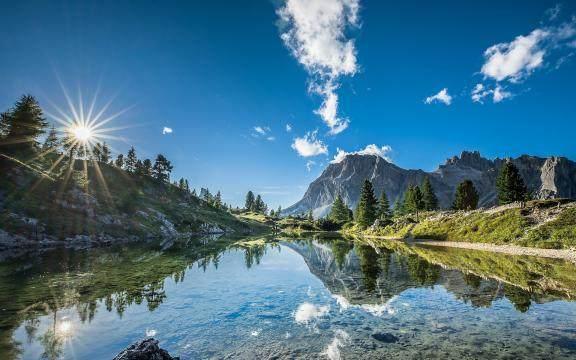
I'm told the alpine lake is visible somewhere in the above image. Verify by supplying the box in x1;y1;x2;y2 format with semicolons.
1;234;576;359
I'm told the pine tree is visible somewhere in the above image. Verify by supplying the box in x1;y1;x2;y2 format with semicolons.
152;154;173;182
178;178;186;190
496;160;528;205
254;194;265;213
329;194;351;224
307;209;314;221
376;191;392;223
42;126;60;153
245;191;255;211
393;195;405;217
421;177;438;211
355;179;378;229
1;95;48;156
134;160;145;175
100;142;111;163
125;146;137;173
192;189;197;197
142;159;152;176
453;180;479;210
92;143;102;161
404;185;424;220
214;191;223;209
277;205;282;217
115;154;124;168
184;179;190;192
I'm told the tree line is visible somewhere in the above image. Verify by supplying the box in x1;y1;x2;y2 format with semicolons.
327;160;530;229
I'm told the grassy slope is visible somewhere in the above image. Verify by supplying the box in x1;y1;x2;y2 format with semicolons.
0;160;268;242
362;200;576;249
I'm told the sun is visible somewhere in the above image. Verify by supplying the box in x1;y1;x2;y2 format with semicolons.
71;125;93;143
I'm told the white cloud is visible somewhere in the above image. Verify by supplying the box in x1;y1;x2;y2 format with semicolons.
481;29;549;82
545;4;562;21
162;127;173;135
291;131;328;157
306;160;316;172
254;126;266;135
424;88;452;105
278;0;359;134
286;123;292;132
252;126;274;141
471;83;512;103
331;144;392;163
480;18;576;83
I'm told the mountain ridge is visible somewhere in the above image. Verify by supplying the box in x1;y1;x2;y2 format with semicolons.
285;151;576;217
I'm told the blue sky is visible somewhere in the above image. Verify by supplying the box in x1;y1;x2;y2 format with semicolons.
1;1;575;208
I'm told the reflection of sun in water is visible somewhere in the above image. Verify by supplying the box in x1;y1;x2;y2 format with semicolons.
57;319;73;336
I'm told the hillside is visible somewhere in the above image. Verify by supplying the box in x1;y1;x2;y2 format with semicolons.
0;159;267;248
361;199;576;249
285;151;576;217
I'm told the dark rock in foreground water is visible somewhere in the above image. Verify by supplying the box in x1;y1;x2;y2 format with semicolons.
114;338;179;360
372;332;399;343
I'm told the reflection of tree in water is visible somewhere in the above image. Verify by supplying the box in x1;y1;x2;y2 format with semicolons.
463;273;482;289
503;284;532;313
241;242;279;269
330;240;353;270
406;254;440;286
356;245;382;292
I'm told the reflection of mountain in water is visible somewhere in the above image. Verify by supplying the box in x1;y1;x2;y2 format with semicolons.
285;240;563;312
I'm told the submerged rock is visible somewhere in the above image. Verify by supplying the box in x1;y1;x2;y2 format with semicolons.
371;332;399;343
113;338;179;360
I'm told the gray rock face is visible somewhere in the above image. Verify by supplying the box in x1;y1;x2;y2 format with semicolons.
113;338;179;360
285;151;576;217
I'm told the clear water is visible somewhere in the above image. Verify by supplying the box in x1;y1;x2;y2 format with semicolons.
1;236;576;359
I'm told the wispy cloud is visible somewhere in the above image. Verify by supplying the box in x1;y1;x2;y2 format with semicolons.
291;130;328;157
162;127;173;135
251;126;275;141
285;123;292;132
331;144;392;163
471;83;512;103
278;0;359;134
305;160;316;172
424;88;452;105
473;10;576;101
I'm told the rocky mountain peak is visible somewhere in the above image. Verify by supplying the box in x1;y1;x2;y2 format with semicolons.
285;150;576;218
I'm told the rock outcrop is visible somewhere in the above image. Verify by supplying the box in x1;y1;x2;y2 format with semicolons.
285;151;576;217
113;338;179;360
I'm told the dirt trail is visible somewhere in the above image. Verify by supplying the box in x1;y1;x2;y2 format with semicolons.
412;239;576;264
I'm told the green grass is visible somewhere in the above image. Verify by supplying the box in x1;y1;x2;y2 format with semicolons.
359;200;576;249
0;160;268;242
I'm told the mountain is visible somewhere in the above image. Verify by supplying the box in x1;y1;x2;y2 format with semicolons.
285;151;576;217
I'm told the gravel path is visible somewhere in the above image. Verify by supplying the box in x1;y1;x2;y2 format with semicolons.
412;239;576;263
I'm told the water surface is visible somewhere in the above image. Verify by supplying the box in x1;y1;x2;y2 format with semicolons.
1;236;575;359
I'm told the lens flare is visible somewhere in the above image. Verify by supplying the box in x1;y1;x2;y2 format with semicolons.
71;125;93;143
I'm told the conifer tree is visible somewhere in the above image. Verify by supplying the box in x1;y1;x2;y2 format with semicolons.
115;154;124;168
404;185;424;220
125;146;137;173
101;142;111;163
277;205;282;217
192;189;197;197
245;191;255;211
421;177;438;210
376;191;392;223
178;178;186;190
329;194;350;224
134;160;145;175
254;194;265;213
152;154;173;182
453;180;479;210
142;159;152;176
496;160;528;204
184;179;190;192
393;195;405;217
307;209;314;221
355;179;378;229
42;126;60;153
214;191;223;209
1;95;48;156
